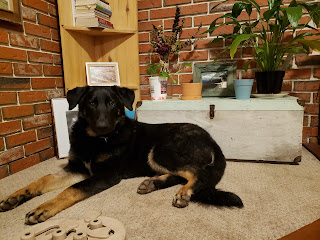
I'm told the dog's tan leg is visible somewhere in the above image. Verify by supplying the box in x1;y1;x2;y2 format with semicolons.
172;171;197;208
25;186;86;225
0;169;87;212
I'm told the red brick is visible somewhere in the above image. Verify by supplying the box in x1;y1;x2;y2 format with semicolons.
0;146;24;165
304;104;319;114
22;0;48;12
35;102;51;114
180;27;206;39
303;127;318;137
0;165;9;179
314;68;320;79
164;0;191;6
237;59;257;70
0;138;4;151
172;84;182;94
140;95;151;100
210;48;241;59
138;20;162;31
24;137;52;156
150;8;177;19
28;51;53;63
139;43;153;53
180;4;208;16
55;77;64;88
210;25;234;36
294;81;320;91
138;11;148;21
43;65;62;76
0;120;21;136
37;126;53;139
41;39;61;52
38;13;58;28
140;75;149;84
52;54;62;64
140;85;150;95
2;105;34;119
0;46;27;61
51;29;60;41
296;55;320;67
5;130;36;148
10;33;39;49
13;63;42;76
24;22;51;39
194;14;224;27
311;116;318;127
0;92;17;105
39;147;55;161
23;114;52;129
138;0;162;10
0;30;9;44
19;90;47;103
0;77;31;90
179;74;193;83
139;33;149;42
289;93;310;103
164;17;192;30
180;50;208;61
0;62;13;74
48;4;57;16
22;6;37;22
284;69;311;80
10;154;41;174
139;54;150;64
47;89;64;99
237;10;258;22
31;78;56;88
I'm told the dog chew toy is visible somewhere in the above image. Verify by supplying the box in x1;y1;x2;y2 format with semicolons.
19;211;126;240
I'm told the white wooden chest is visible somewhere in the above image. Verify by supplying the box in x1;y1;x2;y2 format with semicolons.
136;97;304;163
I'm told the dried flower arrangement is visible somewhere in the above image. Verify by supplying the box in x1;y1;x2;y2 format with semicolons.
147;7;202;83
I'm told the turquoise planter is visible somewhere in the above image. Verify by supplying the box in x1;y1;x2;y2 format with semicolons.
234;79;254;99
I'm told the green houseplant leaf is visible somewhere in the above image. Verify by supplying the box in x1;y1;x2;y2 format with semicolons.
284;6;303;28
230;34;253;58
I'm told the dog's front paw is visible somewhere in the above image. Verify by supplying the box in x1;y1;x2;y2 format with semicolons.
172;191;191;208
25;207;52;225
137;179;156;194
0;190;37;212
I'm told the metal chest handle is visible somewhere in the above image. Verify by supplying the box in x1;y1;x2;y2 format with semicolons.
210;104;215;119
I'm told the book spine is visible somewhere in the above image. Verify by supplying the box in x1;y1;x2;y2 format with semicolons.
95;4;112;16
97;17;113;27
76;0;110;11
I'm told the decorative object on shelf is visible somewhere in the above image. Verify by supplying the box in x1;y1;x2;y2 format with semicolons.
234;79;254;100
73;0;113;28
181;82;203;100
147;6;200;99
193;62;236;97
86;62;120;86
206;0;320;94
0;0;23;31
149;76;168;101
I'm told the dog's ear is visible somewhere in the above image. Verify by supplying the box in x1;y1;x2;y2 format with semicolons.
67;86;89;110
113;86;135;111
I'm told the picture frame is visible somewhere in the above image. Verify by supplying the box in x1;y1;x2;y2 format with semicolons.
52;98;135;159
193;62;236;97
86;62;120;86
0;0;23;31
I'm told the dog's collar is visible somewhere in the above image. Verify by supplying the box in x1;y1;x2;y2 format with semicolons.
100;136;108;143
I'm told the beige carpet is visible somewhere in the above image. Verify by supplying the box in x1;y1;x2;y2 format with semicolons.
0;147;320;240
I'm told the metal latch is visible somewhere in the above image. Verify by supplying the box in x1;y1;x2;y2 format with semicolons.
210;104;215;119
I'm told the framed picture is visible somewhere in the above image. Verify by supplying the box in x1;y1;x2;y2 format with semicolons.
86;62;120;86
0;0;23;31
52;98;135;159
193;62;236;97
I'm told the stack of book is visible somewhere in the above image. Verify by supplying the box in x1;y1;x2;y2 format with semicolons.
74;0;113;28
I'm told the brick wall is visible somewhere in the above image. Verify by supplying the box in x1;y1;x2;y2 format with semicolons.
138;0;320;144
0;0;63;178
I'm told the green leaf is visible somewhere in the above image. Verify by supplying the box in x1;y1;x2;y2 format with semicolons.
296;39;320;52
210;38;223;44
285;6;303;28
243;59;253;71
184;62;192;67
232;2;247;18
159;71;170;78
245;3;252;16
241;0;260;13
230;34;253;58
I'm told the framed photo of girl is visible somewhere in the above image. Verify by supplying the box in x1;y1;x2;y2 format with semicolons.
86;62;121;86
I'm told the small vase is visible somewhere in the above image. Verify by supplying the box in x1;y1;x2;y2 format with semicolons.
234;79;254;99
181;82;202;100
149;76;167;101
255;71;285;94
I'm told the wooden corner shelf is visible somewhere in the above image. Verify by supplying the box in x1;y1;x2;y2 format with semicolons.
57;0;141;102
62;25;137;36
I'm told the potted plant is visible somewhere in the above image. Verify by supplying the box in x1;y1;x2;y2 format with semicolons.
147;6;201;100
206;0;320;94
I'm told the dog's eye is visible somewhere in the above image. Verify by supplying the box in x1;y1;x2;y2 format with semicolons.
109;101;115;106
89;101;96;106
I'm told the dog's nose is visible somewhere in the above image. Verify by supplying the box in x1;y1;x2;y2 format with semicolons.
96;119;108;129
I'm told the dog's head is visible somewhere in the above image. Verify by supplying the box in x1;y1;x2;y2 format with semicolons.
67;86;135;136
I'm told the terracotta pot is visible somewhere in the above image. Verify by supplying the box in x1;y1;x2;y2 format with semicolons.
181;82;202;100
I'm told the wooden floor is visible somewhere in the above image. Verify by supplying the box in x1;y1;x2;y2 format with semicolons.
278;219;320;240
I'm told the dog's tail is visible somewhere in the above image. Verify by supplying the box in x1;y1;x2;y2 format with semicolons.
191;188;244;208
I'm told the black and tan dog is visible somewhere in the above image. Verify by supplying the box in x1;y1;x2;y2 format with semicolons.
0;86;243;224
